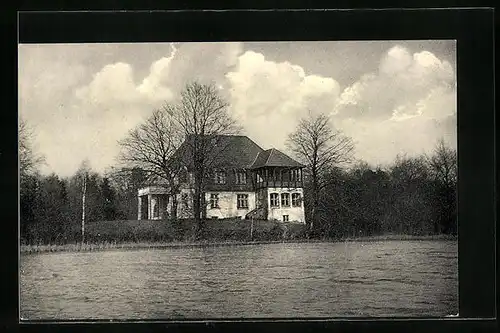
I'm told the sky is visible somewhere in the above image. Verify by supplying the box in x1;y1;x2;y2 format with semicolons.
18;41;457;177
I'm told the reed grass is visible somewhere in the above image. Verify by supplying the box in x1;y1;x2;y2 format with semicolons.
341;234;457;242
20;240;285;254
20;233;455;255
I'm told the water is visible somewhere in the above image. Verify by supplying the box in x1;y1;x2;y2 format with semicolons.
20;241;458;320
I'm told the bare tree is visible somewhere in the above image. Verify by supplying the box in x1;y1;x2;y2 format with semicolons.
427;138;457;188
427;138;458;234
19;118;44;177
118;108;184;219
165;82;240;239
287;112;355;233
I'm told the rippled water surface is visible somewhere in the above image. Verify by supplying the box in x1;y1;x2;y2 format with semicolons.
20;241;457;319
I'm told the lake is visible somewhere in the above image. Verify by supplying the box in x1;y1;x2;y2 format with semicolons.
20;241;458;320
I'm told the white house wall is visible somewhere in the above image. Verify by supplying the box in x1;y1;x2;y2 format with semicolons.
205;191;256;219
266;187;305;223
139;182;306;223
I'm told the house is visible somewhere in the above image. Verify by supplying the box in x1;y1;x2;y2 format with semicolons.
137;135;306;223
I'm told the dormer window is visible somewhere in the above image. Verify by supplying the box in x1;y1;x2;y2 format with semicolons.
214;170;226;184
235;171;247;184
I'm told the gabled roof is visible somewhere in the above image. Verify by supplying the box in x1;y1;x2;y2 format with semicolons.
173;135;264;169
249;148;304;169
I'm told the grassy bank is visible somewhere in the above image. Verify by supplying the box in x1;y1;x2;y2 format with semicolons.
19;240;297;254
21;218;308;254
20;228;456;255
72;218;308;243
340;233;457;242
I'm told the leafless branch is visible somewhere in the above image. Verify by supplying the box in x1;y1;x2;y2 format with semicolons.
19;117;44;176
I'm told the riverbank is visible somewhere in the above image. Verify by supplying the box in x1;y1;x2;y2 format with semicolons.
20;234;457;254
341;233;457;242
19;240;285;254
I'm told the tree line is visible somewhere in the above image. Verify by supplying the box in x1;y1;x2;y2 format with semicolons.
302;144;457;239
286;113;457;239
19;82;457;245
19;160;147;244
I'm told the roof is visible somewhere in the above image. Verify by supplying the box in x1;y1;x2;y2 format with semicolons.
172;135;264;169
249;148;304;169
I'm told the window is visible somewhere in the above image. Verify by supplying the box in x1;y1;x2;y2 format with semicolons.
270;193;279;208
214;171;226;184
257;173;263;183
291;169;301;182
235;171;247;184
292;193;301;207
283;215;289;222
210;193;219;209
237;194;249;209
281;193;290;207
282;170;290;182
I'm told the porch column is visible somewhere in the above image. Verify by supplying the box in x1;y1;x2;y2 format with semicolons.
151;195;158;219
138;195;142;220
147;194;152;219
166;194;172;216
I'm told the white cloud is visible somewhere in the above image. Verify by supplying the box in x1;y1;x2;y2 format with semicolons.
333;45;456;165
29;42;245;176
379;45;413;75
19;42;456;177
227;51;341;149
159;42;244;96
335;45;455;120
137;43;177;101
75;62;145;105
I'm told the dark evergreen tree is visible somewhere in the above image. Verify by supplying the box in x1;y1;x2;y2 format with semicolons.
100;177;117;220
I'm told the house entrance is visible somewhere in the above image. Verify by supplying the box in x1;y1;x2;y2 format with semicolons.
140;195;148;220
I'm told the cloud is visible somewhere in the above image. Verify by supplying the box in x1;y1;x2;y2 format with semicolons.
26;42;245;177
227;51;341;149
335;45;455;120
75;62;145;107
136;43;177;101
332;45;456;165
156;42;244;96
19;42;456;177
75;42;244;107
